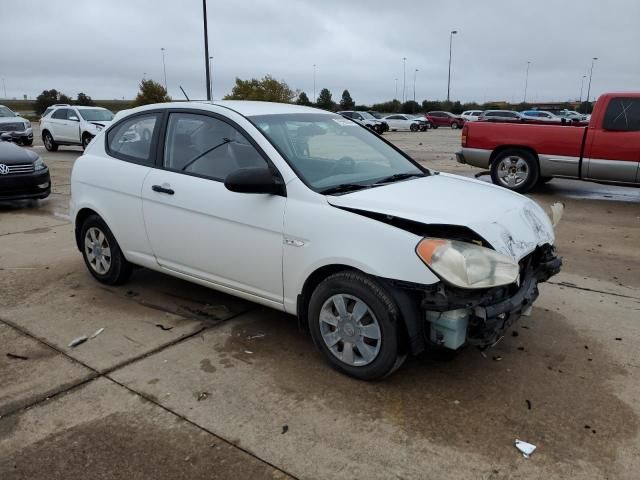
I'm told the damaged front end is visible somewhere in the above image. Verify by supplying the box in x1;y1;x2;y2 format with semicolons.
422;244;561;349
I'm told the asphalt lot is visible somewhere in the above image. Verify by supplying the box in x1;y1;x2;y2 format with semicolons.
1;125;639;479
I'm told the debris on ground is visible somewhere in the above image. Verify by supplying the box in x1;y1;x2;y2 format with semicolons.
453;400;460;405
90;327;105;339
68;336;88;348
515;439;536;458
480;350;487;358
550;202;565;228
526;400;532;410
244;350;253;354
247;333;266;340
6;353;29;360
155;324;173;331
615;337;622;341
512;331;519;337
281;425;289;434
197;391;210;402
492;355;502;361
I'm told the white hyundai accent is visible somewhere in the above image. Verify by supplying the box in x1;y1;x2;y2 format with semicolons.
70;101;561;380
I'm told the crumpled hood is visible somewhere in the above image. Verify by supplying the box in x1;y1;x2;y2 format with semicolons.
0;116;28;126
327;173;555;260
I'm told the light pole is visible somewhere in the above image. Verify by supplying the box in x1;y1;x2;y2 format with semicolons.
202;0;211;101
402;57;407;103
578;74;587;105
1;78;6;99
394;78;398;99
209;56;214;100
523;61;531;103
586;57;598;109
413;68;419;104
160;48;167;91
447;30;458;103
313;64;317;103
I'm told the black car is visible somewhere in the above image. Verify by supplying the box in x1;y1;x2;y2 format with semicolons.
0;137;51;201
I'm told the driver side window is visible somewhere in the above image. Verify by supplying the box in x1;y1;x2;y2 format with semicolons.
163;113;268;181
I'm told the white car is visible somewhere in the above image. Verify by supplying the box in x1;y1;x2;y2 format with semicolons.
383;114;421;131
520;110;563;122
461;110;483;122
70;101;561;380
41;105;114;151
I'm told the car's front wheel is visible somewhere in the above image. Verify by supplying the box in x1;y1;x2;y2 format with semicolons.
410;123;418;132
82;133;93;150
80;214;132;285
451;122;460;129
43;131;58;152
308;271;403;380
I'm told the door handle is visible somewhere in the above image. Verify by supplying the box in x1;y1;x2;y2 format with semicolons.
152;185;175;195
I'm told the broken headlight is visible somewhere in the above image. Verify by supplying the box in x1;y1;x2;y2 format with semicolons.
416;238;519;289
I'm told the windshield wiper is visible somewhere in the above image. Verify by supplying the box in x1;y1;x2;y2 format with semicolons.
319;183;371;195
181;138;231;171
373;172;425;185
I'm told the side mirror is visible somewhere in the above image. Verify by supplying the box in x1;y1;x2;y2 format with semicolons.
224;167;285;196
69;115;80;122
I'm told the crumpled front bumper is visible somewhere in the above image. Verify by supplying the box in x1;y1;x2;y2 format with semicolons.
421;244;562;348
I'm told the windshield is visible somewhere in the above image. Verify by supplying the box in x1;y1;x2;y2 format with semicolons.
358;111;375;120
79;108;114;122
0;106;16;117
368;111;383;119
251;113;426;192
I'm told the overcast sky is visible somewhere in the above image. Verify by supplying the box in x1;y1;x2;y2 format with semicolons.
2;0;639;104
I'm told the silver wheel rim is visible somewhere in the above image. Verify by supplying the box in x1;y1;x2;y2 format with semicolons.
84;227;111;275
319;294;381;367
451;123;458;129
44;135;52;149
496;155;529;188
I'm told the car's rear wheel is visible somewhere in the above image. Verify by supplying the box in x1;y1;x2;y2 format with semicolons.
43;131;58;152
82;133;93;150
451;122;459;129
80;214;132;285
490;149;539;193
308;271;403;380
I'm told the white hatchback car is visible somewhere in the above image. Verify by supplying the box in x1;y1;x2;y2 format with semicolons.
71;101;561;380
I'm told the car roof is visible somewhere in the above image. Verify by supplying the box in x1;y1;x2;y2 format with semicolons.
121;101;330;118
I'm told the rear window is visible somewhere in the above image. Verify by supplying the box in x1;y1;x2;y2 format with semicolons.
602;98;640;131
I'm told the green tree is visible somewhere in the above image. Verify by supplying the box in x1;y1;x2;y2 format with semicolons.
34;89;73;115
371;99;401;113
296;91;312;106
224;75;297;103
316;88;334;110
339;89;355;110
421;100;443;112
75;92;96;106
132;79;171;107
401;100;420;114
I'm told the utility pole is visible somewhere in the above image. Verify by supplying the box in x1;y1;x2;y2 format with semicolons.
402;57;407;103
578;74;586;105
313;64;317;103
161;48;167;91
447;30;458;103
202;0;211;101
413;68;419;104
586;57;598;109
523;61;531;103
209;56;214;99
394;78;398;99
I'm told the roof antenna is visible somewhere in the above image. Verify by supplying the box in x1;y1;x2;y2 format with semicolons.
179;86;190;101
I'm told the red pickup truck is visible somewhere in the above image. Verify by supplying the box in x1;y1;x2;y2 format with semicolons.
456;93;640;192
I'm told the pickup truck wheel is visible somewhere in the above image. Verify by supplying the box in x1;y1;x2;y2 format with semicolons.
491;149;539;193
43;131;58;152
308;271;402;380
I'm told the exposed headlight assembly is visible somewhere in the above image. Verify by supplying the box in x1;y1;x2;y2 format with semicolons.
416;238;519;289
24;120;31;129
34;157;46;171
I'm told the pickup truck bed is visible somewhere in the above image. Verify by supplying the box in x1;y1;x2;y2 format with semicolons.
457;93;640;192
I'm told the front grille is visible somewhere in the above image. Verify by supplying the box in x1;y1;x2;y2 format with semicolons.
1;163;35;174
0;122;25;132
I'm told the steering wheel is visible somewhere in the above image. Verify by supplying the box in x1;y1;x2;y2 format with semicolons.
327;156;355;177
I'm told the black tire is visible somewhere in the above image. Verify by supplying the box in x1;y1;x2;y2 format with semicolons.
410;123;418;132
538;176;553;185
308;271;403;380
43;131;58;152
22;139;33;146
80;214;133;285
451;122;459;129
490;148;540;193
82;133;93;150
432;125;438;129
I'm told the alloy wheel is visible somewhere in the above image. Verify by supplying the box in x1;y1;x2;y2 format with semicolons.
497;155;529;188
84;227;112;275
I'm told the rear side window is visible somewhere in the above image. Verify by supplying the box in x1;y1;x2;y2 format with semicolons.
51;108;68;119
602;98;640;131
107;113;159;165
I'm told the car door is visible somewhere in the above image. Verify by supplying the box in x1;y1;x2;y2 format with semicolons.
48;108;72;141
430;112;444;126
583;97;640;183
385;115;401;130
141;110;286;304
